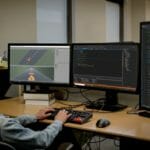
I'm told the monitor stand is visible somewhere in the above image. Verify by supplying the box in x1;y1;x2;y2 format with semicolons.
86;90;127;112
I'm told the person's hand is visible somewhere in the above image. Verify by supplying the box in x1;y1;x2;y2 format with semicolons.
36;107;54;120
54;109;71;124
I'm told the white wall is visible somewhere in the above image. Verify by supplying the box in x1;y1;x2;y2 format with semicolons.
0;0;36;52
0;0;36;97
106;1;120;42
72;0;106;42
124;0;145;42
145;0;150;20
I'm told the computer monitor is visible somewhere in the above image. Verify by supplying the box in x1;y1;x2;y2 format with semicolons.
140;22;150;111
72;42;139;111
8;43;71;93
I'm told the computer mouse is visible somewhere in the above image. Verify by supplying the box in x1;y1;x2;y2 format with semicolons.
96;118;110;128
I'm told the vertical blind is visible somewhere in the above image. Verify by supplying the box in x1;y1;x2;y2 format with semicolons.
36;0;67;43
106;1;120;42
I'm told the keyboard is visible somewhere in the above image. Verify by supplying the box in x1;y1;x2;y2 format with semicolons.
47;108;93;124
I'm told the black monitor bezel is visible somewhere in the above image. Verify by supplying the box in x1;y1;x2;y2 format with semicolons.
8;43;72;87
71;42;140;95
139;21;150;111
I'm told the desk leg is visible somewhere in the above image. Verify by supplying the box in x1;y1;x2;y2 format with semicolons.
120;137;150;150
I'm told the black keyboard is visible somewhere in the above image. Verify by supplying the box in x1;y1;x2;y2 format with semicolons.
138;111;150;118
47;108;93;124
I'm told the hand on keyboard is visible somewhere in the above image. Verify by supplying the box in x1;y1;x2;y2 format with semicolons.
47;108;93;124
36;107;55;120
54;109;71;124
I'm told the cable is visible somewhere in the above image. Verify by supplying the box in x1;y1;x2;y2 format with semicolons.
63;88;70;100
113;139;120;147
80;89;106;105
57;100;85;109
126;107;147;114
80;89;94;103
83;135;108;150
63;87;89;101
135;103;139;110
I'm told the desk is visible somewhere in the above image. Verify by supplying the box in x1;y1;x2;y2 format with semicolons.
0;97;150;149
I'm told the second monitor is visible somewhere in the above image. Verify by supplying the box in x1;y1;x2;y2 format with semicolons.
72;42;139;111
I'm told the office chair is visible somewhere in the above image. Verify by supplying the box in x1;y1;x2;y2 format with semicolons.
0;141;16;150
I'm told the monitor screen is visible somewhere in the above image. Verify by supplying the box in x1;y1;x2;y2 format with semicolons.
140;22;150;111
72;43;139;111
8;43;71;87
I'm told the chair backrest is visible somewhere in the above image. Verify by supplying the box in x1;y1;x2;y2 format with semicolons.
0;141;16;150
